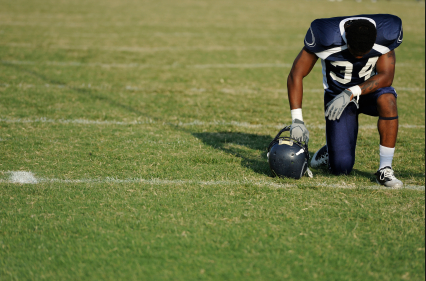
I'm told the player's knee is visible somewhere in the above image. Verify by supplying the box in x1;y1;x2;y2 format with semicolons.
329;154;354;175
377;94;397;117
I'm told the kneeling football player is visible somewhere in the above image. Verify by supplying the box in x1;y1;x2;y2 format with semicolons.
287;14;403;188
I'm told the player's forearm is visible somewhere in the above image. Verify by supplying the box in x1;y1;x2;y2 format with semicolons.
287;72;303;110
359;73;393;95
287;48;318;110
357;50;395;96
348;51;395;100
348;72;394;101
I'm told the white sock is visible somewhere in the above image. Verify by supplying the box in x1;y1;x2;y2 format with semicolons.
379;145;395;170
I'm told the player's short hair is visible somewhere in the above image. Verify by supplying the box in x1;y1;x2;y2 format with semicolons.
346;19;377;54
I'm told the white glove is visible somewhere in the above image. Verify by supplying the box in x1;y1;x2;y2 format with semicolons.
325;89;359;121
290;119;309;143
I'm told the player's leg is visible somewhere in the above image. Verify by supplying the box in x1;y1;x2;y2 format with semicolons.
375;93;403;187
377;93;398;149
325;102;359;175
311;92;359;175
358;87;403;187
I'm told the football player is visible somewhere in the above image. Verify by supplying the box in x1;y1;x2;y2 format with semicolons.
287;14;403;187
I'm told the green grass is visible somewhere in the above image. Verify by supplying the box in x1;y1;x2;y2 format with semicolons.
0;0;424;280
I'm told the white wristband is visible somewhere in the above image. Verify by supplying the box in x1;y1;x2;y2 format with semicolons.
291;108;303;122
348;85;362;102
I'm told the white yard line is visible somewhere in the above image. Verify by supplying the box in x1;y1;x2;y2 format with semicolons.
0;117;156;125
1;60;152;68
0;117;424;130
0;31;298;39
1;60;423;69
190;63;293;68
0;60;294;69
8;171;38;184
1;171;424;191
2;83;423;94
0;43;299;52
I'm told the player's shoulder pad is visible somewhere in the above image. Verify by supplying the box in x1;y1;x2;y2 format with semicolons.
304;18;343;53
374;14;403;52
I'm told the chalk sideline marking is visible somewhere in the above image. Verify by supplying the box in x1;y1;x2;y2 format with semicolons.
1;171;424;191
0;59;293;69
0;117;156;126
1;60;422;69
1;83;424;94
0;31;298;39
0;117;424;129
0;117;424;130
1;43;300;52
8;171;38;184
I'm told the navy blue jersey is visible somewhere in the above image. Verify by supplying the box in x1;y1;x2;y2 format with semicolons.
304;14;403;94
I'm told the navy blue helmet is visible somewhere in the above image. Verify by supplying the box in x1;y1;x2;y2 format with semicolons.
267;126;310;179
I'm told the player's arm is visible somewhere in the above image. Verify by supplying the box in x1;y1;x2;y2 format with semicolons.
325;51;396;121
350;50;396;100
287;48;318;143
287;48;319;109
360;50;395;94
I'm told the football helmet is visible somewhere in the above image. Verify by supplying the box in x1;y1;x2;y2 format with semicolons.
267;126;311;179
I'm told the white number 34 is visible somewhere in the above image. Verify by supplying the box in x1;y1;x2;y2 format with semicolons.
329;57;379;84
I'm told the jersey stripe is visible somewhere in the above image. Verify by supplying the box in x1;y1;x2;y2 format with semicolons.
372;44;391;54
315;45;348;60
321;60;329;90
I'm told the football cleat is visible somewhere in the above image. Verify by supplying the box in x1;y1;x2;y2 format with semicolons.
375;166;403;188
310;145;328;168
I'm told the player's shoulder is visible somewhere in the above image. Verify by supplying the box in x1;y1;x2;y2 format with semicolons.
304;14;402;56
372;14;403;44
304;16;344;53
310;14;401;30
366;14;403;54
368;13;401;26
310;16;344;30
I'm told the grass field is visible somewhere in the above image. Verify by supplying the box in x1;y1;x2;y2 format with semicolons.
0;0;425;280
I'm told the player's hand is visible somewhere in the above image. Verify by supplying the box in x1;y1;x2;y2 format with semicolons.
325;89;358;121
290;119;309;144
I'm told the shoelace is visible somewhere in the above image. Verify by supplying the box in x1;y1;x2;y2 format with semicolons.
380;168;397;181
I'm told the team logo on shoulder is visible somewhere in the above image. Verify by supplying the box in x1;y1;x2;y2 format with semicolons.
305;26;316;47
397;26;403;43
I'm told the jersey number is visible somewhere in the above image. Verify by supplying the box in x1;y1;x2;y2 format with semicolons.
329;57;379;84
